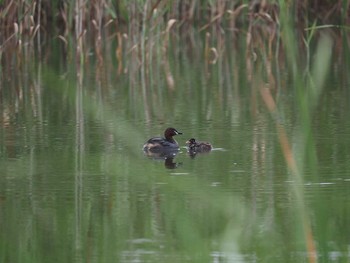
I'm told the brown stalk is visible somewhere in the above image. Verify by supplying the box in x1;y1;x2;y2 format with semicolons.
162;19;177;91
204;32;210;76
116;32;123;75
29;25;40;42
199;11;225;32
59;2;69;37
227;4;248;30
92;0;104;67
259;87;317;263
58;35;68;46
147;0;162;21
209;47;218;64
0;22;18;52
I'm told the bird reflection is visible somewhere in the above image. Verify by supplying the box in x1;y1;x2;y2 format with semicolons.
164;157;181;169
187;149;198;159
186;149;212;159
143;148;182;169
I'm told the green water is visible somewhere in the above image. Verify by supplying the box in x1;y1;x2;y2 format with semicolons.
1;42;350;263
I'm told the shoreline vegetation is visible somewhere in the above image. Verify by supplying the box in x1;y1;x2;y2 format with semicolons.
0;1;349;76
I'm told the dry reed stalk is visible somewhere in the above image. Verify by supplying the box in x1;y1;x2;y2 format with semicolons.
162;19;177;91
258;33;332;263
204;32;210;76
92;0;105;67
140;0;151;123
116;32;123;75
74;0;87;84
227;4;248;33
259;87;317;263
199;9;225;32
0;22;18;52
147;0;162;21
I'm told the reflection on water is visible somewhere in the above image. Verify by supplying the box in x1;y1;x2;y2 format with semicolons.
1;40;350;263
1;88;350;262
163;157;181;169
186;148;212;159
143;148;182;169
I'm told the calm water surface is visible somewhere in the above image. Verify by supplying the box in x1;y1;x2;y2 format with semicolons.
1;57;350;263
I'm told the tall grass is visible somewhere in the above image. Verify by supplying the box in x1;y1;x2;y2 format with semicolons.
254;2;334;262
0;1;348;74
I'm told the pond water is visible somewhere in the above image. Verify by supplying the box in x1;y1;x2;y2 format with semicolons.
1;37;350;263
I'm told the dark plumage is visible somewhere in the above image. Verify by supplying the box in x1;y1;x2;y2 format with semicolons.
186;138;212;152
143;127;182;152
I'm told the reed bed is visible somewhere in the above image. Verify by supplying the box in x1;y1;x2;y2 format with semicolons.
0;0;348;126
0;1;349;76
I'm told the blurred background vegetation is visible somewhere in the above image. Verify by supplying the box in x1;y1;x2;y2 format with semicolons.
1;0;349;72
1;0;349;125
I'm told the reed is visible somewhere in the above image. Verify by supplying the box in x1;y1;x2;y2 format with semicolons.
254;2;335;262
0;1;348;76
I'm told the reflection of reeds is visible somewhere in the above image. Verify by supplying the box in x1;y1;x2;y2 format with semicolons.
1;1;347;130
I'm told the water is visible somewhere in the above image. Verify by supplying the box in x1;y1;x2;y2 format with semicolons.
1;49;350;263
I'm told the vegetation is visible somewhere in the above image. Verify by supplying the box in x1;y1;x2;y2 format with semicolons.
0;1;349;74
0;1;349;263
